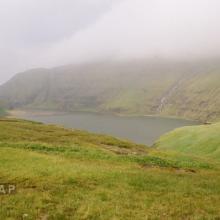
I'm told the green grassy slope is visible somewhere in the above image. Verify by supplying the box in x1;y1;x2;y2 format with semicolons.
155;122;220;161
161;70;220;122
1;59;220;122
0;118;220;219
0;107;6;117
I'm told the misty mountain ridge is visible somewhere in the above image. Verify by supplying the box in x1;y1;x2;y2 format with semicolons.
0;59;220;122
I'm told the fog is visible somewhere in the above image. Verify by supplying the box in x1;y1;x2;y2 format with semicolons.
0;0;220;84
0;0;119;84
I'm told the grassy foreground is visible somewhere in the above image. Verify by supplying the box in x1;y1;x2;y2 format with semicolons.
0;119;220;219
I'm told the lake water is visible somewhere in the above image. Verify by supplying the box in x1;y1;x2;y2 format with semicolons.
18;111;199;145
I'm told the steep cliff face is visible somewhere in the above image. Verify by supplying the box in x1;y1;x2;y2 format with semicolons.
0;60;219;122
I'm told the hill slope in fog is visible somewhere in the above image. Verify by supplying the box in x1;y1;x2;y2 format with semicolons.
0;59;220;122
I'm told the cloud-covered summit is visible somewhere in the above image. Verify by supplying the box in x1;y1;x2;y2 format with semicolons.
0;0;220;84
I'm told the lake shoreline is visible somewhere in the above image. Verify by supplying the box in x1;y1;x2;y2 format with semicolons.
8;108;202;124
8;108;200;146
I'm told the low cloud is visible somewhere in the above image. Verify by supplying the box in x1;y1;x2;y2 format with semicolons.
37;0;220;67
0;0;118;83
0;0;220;83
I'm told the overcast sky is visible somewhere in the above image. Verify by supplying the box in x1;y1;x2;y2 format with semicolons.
0;0;220;84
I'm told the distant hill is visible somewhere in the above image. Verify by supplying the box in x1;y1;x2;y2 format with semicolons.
155;122;220;161
0;59;220;122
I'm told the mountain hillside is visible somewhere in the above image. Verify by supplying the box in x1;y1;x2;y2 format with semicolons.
155;122;220;161
0;59;220;122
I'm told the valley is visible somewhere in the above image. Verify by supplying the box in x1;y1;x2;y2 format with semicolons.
0;59;220;219
1;1;220;219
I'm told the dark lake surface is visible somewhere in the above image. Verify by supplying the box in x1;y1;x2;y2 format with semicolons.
18;111;199;145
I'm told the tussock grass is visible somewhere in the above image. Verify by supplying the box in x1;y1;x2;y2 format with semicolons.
0;119;219;219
